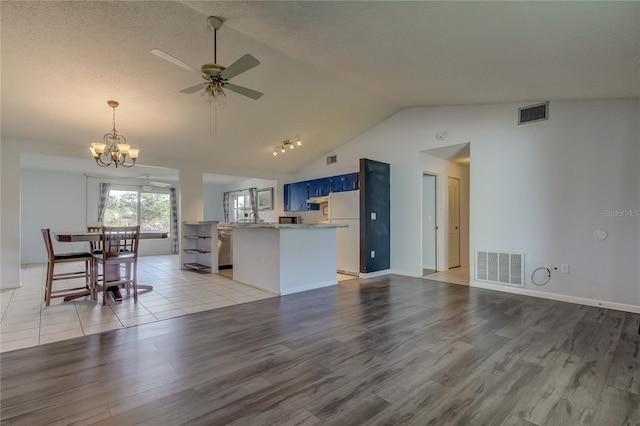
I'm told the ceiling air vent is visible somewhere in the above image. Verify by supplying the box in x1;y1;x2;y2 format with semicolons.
327;155;337;165
518;102;549;125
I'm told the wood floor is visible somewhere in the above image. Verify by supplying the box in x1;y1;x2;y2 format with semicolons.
1;275;638;425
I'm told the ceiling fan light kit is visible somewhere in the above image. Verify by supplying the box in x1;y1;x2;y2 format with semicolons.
151;16;263;104
89;100;140;168
139;175;171;191
273;138;302;156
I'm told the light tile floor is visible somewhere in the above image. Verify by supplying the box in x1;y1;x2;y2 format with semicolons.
0;255;278;353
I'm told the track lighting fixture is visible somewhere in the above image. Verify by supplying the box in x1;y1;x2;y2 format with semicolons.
272;138;302;156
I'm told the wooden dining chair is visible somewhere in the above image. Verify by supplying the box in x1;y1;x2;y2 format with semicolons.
40;229;94;306
92;225;140;305
87;226;103;254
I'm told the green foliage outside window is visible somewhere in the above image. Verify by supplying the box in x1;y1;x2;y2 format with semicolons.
103;189;170;233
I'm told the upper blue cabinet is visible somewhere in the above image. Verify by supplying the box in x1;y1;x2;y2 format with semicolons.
284;181;320;212
285;172;359;211
331;172;359;193
308;177;332;198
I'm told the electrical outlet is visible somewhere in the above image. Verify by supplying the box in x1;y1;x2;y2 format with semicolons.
371;250;375;258
560;264;569;273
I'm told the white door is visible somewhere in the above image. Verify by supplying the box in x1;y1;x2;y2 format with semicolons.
448;177;460;268
422;174;437;270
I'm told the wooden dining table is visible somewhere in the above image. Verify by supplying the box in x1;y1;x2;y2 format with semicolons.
55;230;168;243
54;230;168;302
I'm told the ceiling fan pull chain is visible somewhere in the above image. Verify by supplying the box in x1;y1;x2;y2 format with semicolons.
213;28;217;64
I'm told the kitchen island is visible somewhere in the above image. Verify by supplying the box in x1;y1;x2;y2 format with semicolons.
232;223;348;295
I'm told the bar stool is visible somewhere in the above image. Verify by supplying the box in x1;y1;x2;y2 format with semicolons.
40;229;94;306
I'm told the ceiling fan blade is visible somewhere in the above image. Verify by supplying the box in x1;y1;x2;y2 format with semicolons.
151;49;203;75
150;181;172;188
179;83;207;94
224;83;263;100
219;54;260;80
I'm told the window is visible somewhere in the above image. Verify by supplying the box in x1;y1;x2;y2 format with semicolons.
103;188;170;233
230;191;252;222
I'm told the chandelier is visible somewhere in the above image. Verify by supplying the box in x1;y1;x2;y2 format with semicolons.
272;138;302;156
89;100;140;168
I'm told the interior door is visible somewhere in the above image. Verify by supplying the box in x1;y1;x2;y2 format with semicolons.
422;174;437;271
448;177;460;268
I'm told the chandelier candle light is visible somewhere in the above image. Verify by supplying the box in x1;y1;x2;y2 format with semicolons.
89;100;140;168
273;138;302;156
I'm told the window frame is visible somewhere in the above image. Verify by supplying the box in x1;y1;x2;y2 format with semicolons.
103;185;171;233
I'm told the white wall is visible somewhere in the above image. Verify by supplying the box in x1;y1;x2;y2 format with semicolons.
1;140;21;288
294;99;640;310
21;169;87;263
203;183;225;221
204;178;279;223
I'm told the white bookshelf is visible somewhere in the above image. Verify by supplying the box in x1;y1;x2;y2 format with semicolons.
181;221;218;273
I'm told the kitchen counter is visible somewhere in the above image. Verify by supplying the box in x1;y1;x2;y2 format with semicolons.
232;224;346;295
231;223;347;229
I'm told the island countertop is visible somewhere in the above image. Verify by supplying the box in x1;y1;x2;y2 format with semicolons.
231;223;348;229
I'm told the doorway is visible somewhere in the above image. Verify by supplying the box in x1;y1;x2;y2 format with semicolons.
422;174;437;275
448;177;461;269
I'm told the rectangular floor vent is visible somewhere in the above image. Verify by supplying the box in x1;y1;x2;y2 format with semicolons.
475;250;524;287
518;102;549;125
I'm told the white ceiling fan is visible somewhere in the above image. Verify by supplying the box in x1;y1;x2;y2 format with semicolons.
138;175;172;191
151;16;263;102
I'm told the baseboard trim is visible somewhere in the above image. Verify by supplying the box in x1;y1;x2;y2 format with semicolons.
280;280;338;296
470;280;640;314
359;269;392;279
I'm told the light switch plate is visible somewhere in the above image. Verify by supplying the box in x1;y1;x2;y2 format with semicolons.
371;212;376;220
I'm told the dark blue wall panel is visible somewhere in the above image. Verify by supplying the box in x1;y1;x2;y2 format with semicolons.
359;158;390;273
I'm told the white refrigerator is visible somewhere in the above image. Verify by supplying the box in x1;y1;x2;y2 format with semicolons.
329;190;360;276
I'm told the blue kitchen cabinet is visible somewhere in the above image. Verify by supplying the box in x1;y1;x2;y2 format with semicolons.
331;172;359;192
343;172;359;191
284;181;319;211
283;183;291;211
285;172;358;211
308;177;332;198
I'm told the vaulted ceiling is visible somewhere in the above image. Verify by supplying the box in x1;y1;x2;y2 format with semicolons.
2;1;638;177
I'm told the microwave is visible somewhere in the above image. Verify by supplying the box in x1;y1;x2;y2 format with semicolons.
279;216;302;224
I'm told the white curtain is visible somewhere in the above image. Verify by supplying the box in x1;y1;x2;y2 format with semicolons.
97;183;111;224
223;191;230;222
170;188;178;254
248;188;258;223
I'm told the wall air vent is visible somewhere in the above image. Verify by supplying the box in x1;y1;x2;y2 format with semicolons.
475;250;524;287
327;155;337;165
518;102;549;125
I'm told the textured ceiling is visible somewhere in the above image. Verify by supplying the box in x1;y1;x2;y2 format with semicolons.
3;1;639;177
